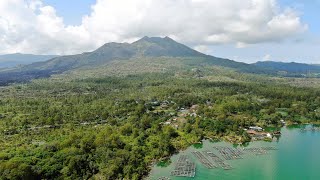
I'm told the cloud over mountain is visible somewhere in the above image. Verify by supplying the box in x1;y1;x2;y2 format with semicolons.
0;0;307;55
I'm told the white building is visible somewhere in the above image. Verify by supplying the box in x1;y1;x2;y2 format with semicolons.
249;126;263;131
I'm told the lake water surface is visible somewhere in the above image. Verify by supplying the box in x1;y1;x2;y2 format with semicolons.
149;125;320;180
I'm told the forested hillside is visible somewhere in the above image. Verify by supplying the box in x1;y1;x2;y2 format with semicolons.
0;37;319;180
0;71;319;179
0;37;271;86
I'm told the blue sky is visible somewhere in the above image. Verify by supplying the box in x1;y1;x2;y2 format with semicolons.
43;0;95;25
0;0;318;63
208;0;320;63
44;0;320;33
280;0;320;33
44;0;320;30
40;0;320;63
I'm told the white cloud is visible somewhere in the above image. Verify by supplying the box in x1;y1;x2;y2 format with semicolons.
0;0;308;55
236;42;250;48
194;45;209;54
262;54;272;61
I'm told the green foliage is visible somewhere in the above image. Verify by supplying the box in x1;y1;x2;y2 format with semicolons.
0;72;319;179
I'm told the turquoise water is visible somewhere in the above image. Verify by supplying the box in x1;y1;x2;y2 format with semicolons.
149;125;320;180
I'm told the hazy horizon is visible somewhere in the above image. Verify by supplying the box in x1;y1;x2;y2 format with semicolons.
0;36;318;65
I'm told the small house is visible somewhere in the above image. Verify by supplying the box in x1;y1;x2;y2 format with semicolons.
249;126;263;131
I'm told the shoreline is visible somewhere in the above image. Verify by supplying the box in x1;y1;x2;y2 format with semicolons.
147;123;318;179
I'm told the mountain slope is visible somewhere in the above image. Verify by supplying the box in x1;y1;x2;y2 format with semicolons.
254;61;320;77
28;36;261;70
0;36;267;85
0;53;57;68
27;36;206;71
132;36;204;57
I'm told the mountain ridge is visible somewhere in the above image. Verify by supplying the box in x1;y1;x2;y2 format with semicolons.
253;61;320;77
9;36;245;72
0;53;57;68
0;36;270;85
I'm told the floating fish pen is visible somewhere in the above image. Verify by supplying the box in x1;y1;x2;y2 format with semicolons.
300;128;307;132
170;155;196;177
158;177;170;180
243;147;268;155
260;146;278;151
203;151;232;170
311;127;320;131
300;127;320;132
213;146;243;160
191;151;217;169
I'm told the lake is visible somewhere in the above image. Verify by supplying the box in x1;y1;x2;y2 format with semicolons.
149;125;320;180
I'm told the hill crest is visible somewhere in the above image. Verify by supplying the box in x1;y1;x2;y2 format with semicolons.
0;36;269;85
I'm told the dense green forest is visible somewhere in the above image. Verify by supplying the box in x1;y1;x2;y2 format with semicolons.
0;72;319;179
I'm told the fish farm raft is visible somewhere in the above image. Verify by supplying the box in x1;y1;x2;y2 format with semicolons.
168;146;278;178
170;155;196;177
